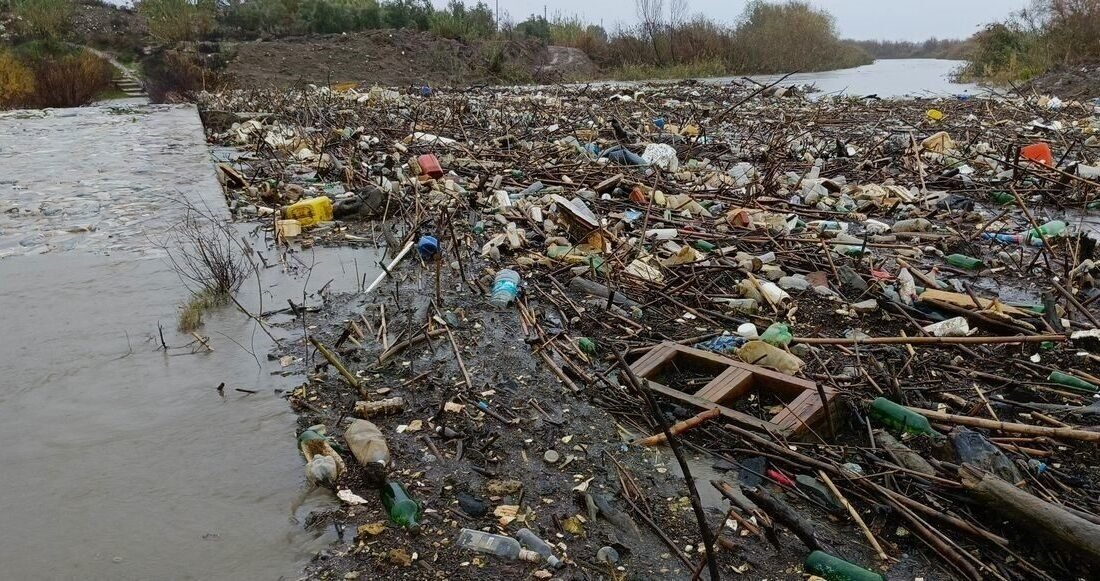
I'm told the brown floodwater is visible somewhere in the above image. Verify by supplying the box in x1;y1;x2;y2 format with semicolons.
0;104;378;580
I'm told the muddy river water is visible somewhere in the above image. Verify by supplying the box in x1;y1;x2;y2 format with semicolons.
0;104;377;580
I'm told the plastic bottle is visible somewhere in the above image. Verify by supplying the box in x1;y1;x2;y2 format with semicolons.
1029;220;1068;241
298;425;346;485
891;218;932;233
1048;371;1099;394
354;397;406;418
515;528;563;568
737;340;803;375
760;323;793;347
804;551;884;581
868;397;943;438
455;529;542;562
344;420;390;479
945;254;983;270
381;481;422;532
981;232;1026;245
990;191;1016;205
489;269;521;308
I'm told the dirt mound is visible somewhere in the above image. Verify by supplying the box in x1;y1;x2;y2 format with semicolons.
70;1;146;43
1022;62;1100;100
536;45;599;82
223;30;553;88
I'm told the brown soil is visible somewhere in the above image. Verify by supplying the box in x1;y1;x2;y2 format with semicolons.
222;31;598;89
1021;62;1100;100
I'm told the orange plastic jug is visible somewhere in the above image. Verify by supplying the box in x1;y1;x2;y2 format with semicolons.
1021;142;1054;166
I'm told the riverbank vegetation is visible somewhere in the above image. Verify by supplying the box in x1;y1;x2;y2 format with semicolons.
0;0;115;108
959;0;1100;82
139;0;871;78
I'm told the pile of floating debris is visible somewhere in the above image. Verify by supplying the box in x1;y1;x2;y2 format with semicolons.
199;81;1100;580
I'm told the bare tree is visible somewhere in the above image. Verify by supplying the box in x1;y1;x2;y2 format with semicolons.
669;0;689;61
636;0;665;63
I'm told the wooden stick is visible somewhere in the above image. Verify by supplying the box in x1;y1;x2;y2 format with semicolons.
308;336;360;390
960;464;1100;563
443;323;473;389
794;334;1066;346
377;328;445;364
819;471;889;561
634;408;720;446
909;407;1100;441
1052;280;1100;329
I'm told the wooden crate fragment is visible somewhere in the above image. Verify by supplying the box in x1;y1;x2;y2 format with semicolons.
629;342;835;439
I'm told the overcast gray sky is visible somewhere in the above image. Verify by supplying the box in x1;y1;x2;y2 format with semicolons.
472;0;1030;41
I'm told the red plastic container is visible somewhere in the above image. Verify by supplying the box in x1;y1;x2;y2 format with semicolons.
417;154;444;179
1021;142;1054;166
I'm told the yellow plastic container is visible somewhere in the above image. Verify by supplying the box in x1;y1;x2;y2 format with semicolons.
284;196;333;228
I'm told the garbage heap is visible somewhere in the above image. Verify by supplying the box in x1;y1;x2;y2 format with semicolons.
200;82;1100;580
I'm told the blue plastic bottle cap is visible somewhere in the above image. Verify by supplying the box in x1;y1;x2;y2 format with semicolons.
417;235;440;259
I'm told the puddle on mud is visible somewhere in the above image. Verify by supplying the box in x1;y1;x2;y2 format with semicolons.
0;103;382;580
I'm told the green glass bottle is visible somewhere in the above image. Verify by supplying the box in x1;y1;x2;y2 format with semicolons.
805;551;884;581
694;240;716;252
990;191;1015;205
945;254;983;270
868;398;943;438
381;481;422;533
1048;371;1099;394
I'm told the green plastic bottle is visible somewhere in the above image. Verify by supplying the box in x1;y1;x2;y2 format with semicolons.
868;398;943;438
945;254;983;270
381;481;422;533
694;240;716;252
760;323;793;347
805;551;884;581
1030;220;1068;239
577;337;597;355
1048;371;1099;394
990;191;1016;205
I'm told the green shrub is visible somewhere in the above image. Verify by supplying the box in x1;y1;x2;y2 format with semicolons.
728;1;870;73
962;0;1100;81
10;0;71;40
137;0;215;43
142;49;228;103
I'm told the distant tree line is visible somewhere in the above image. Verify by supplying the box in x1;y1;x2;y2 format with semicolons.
849;38;971;61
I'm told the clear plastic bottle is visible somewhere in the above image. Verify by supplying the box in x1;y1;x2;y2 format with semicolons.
489;269;521;308
515;528;563;568
343;420;390;481
455;529;542;562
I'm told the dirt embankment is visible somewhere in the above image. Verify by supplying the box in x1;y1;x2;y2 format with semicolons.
1021;62;1100;100
222;30;599;88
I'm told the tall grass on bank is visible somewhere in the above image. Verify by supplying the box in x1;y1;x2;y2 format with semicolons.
0;44;113;109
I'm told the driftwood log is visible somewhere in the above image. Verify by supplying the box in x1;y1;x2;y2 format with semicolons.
959;464;1100;563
